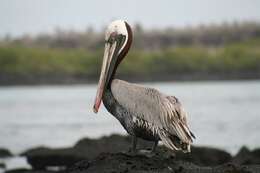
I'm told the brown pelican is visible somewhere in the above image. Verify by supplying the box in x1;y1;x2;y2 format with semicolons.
93;20;195;153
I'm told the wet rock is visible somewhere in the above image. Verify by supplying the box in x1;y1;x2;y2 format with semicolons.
233;146;252;164
0;162;6;168
233;147;260;165
214;163;259;173
21;147;87;170
5;168;33;173
0;148;13;158
175;146;232;166
251;148;260;164
68;152;189;173
73;134;152;159
74;135;233;166
68;153;260;173
5;168;56;173
20;135;152;170
19;134;260;172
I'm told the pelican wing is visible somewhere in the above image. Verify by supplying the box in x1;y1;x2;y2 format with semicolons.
111;79;195;151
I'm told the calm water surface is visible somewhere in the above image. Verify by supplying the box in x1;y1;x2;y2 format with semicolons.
0;80;259;155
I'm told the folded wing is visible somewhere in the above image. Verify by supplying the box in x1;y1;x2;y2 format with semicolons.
111;79;195;152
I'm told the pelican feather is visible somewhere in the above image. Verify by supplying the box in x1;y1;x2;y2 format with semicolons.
111;79;195;152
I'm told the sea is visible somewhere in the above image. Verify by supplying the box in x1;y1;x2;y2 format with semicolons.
0;80;259;159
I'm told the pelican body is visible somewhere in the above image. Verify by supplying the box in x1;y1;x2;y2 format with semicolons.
93;20;195;153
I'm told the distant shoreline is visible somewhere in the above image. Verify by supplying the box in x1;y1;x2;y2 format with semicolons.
1;23;260;87
0;72;259;86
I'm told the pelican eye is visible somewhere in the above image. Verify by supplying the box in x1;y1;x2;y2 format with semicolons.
107;37;116;44
105;34;124;45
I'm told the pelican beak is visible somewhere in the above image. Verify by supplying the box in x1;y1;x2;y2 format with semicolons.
93;34;125;113
93;43;116;113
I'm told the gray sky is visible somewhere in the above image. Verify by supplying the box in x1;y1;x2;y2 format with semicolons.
1;0;260;37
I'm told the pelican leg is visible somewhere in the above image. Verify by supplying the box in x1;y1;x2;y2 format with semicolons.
151;141;158;153
135;140;157;157
131;135;137;153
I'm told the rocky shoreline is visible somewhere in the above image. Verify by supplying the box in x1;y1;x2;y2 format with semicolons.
1;134;260;173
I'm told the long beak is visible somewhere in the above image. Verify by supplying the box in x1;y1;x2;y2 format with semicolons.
93;42;118;113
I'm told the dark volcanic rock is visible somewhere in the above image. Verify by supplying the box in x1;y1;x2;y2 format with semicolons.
0;162;6;168
68;152;196;173
5;168;57;173
68;153;260;173
233;146;260;165
251;148;260;164
20;134;260;173
73;134;233;166
21;147;87;170
5;168;34;173
21;135;152;170
233;146;252;165
73;134;152;159
175;146;232;166
0;148;13;158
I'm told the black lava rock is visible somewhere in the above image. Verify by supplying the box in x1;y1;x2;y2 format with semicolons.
0;148;13;158
233;146;260;165
0;162;6;168
18;134;260;173
175;146;232;166
21;147;87;170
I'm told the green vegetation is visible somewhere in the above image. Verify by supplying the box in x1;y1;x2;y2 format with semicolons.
0;22;260;84
0;38;260;83
0;46;102;77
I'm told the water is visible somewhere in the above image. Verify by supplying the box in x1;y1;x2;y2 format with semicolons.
0;80;259;155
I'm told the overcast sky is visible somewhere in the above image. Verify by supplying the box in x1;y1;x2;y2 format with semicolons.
1;0;260;37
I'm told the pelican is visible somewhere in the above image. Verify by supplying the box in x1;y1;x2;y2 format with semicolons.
93;20;195;153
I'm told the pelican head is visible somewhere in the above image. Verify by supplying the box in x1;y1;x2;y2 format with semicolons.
93;20;132;113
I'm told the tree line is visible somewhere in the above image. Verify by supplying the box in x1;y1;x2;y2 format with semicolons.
0;21;260;85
